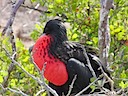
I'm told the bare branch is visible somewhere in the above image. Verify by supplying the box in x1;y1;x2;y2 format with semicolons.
36;89;45;96
98;0;114;67
39;62;50;96
83;47;97;78
75;74;103;96
2;0;25;35
2;29;17;88
66;75;77;96
33;60;59;96
3;50;57;95
99;67;114;91
2;48;58;96
0;57;5;62
0;84;28;96
30;51;59;96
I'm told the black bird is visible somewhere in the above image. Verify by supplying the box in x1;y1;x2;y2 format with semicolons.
31;19;111;96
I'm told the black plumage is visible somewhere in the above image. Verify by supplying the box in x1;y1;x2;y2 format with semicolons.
31;19;111;96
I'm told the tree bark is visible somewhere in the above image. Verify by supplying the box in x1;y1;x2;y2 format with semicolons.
98;0;114;67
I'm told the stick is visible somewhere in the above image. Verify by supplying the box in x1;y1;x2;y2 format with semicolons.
2;29;17;88
75;74;103;96
0;84;28;96
82;47;97;78
66;75;77;96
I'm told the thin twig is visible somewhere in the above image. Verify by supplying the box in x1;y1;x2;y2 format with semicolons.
36;89;45;96
39;62;50;96
66;75;77;96
110;4;128;20
75;74;103;96
114;78;128;81
0;57;5;62
7;88;28;96
0;84;28;96
1;0;20;88
9;1;51;14
82;47;97;78
3;48;57;95
30;52;59;96
3;48;58;96
100;66;114;91
35;61;59;96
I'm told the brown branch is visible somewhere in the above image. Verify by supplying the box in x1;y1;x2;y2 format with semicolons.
21;4;51;13
2;29;17;88
2;0;25;35
2;0;24;89
98;0;114;67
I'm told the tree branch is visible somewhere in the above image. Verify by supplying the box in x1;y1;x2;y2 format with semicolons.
75;74;103;96
2;0;25;35
82;47;97;78
0;84;28;96
21;4;51;13
66;75;77;96
99;66;114;91
2;48;58;96
98;0;114;67
2;29;17;88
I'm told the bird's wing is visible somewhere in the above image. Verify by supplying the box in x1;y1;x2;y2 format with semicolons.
56;41;108;74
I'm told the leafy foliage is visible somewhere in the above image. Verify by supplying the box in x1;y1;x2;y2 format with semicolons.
0;33;41;95
31;0;128;93
0;0;128;95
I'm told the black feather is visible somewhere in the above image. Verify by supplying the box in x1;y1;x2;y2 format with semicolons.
42;19;111;95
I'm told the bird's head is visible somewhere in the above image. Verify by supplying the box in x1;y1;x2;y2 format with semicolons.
43;19;68;41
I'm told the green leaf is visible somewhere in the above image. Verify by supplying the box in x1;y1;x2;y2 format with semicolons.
0;76;3;83
120;70;126;79
119;81;128;89
16;38;24;48
86;41;93;45
23;56;30;63
90;77;96;82
110;25;114;30
55;0;64;4
92;37;98;45
42;92;47;96
31;0;36;2
1;71;8;76
117;32;125;40
90;85;96;92
72;33;78;40
10;79;16;86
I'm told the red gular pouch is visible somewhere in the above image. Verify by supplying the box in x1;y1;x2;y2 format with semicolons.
32;34;68;86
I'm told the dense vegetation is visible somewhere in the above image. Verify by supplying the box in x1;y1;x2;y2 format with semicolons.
0;0;128;95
